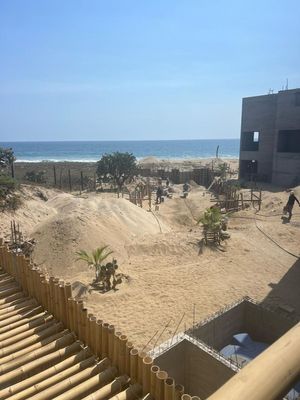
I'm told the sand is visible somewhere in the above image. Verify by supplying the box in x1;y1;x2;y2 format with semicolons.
1;179;299;350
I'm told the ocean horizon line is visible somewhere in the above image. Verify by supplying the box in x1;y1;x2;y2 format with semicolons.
2;138;239;144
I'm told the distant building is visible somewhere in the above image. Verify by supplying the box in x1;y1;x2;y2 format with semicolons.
239;88;300;186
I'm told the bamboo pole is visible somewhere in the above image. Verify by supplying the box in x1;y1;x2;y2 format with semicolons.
88;315;97;355
138;351;147;385
86;313;93;344
109;383;142;400
113;330;122;367
155;371;168;400
164;377;175;400
0;342;84;397
142;356;153;396
51;365;117;400
76;299;84;338
125;341;134;376
118;334;128;375
101;322;109;357
68;298;76;334
0;311;50;335
0;300;37;322
181;395;192;400
53;278;60;319
108;324;115;361
0;313;52;342
80;307;88;343
150;365;160;398
0;319;56;350
0;331;75;374
80;375;129;400
0;321;63;358
0;297;36;317
130;348;139;383
0;305;42;328
64;282;72;327
48;276;55;316
96;319;103;358
58;282;67;327
174;385;184;400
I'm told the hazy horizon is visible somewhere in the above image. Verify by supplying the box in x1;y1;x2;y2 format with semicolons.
1;1;299;142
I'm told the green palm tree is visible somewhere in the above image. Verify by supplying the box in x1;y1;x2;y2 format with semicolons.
75;246;113;281
198;207;222;232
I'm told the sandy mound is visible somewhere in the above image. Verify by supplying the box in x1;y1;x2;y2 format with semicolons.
32;193;170;278
138;156;161;165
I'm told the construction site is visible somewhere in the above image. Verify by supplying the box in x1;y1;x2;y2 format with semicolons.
0;158;300;399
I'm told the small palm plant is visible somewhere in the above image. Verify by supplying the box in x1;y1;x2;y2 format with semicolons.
75;246;113;282
198;207;222;232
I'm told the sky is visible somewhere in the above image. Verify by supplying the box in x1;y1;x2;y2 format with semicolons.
0;0;300;141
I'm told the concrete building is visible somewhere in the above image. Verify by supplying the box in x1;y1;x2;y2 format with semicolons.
239;88;300;186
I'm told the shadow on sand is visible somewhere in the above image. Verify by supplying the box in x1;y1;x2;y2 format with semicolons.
262;257;300;317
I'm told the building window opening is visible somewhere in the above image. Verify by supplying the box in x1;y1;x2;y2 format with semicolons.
253;131;259;142
241;131;259;151
295;92;300;107
277;130;300;153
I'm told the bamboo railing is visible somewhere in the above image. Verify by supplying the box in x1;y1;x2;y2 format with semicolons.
0;239;186;400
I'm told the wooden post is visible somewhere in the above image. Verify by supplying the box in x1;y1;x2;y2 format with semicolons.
59;169;63;189
80;171;84;193
259;189;262;211
68;169;72;192
53;165;57;186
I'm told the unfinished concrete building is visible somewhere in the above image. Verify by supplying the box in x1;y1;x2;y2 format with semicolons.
239;88;300;186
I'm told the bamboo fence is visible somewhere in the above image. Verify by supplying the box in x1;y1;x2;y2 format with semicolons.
0;239;188;400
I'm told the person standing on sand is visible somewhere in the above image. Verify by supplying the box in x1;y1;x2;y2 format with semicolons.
284;191;300;221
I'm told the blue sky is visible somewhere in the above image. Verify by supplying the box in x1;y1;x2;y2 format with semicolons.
0;0;299;141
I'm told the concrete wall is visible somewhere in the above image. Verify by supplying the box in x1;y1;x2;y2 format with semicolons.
184;341;235;398
191;300;296;351
244;301;296;343
154;340;186;387
155;339;235;399
272;89;300;186
191;302;246;350
239;94;277;181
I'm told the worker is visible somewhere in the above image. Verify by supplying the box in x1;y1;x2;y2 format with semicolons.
284;191;300;221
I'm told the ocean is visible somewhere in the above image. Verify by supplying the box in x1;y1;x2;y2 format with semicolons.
0;140;240;162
